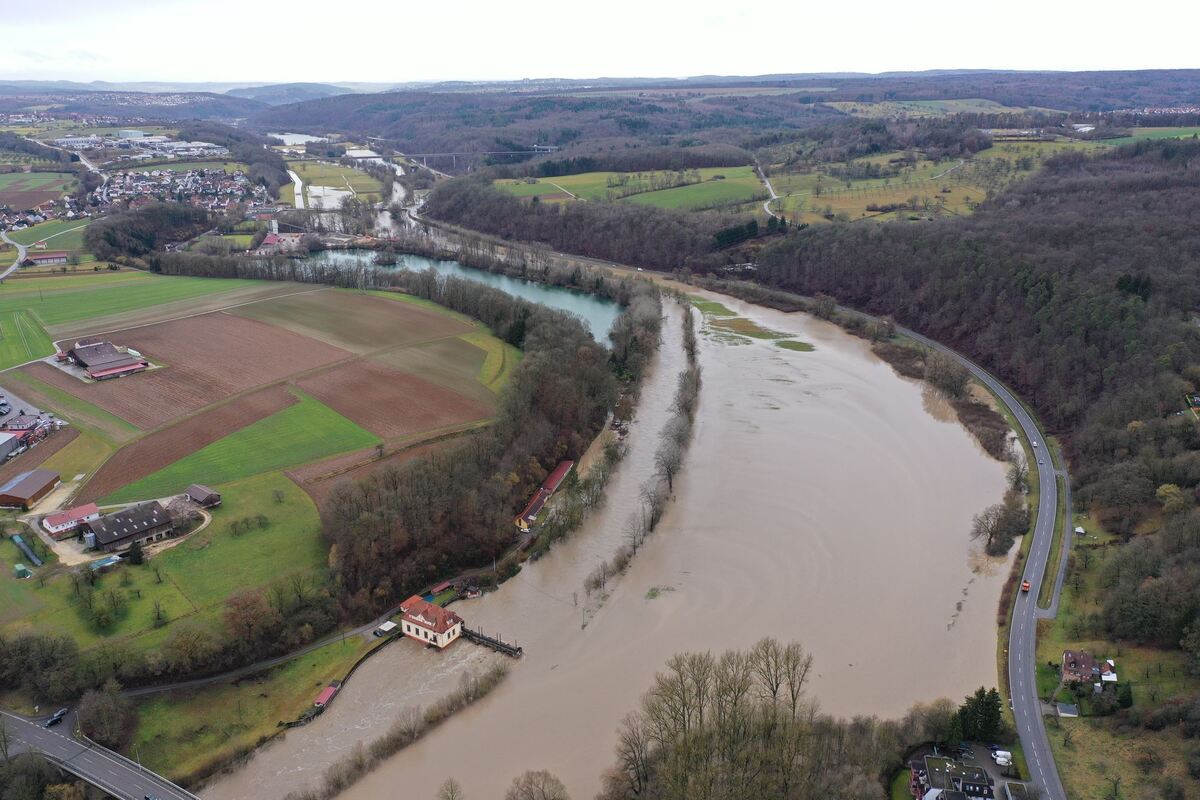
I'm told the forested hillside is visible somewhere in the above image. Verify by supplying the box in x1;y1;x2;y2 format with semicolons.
754;140;1200;536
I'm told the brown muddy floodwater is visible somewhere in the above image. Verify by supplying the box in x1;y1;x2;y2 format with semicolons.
205;290;1009;800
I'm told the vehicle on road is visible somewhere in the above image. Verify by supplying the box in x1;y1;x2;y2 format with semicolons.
44;708;68;727
1038;459;1045;465
1021;580;1031;592
1032;441;1038;447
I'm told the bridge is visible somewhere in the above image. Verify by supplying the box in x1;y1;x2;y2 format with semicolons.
1;709;198;800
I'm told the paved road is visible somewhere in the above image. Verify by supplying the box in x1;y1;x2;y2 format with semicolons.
1;709;197;800
287;169;306;209
756;162;780;219
0;231;27;279
898;325;1068;800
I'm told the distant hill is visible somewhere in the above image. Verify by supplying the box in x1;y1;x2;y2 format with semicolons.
0;87;265;120
227;82;353;105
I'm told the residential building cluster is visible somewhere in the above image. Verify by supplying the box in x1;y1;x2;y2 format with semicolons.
101;166;271;212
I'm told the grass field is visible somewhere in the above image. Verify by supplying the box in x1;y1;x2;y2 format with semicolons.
1;472;327;655
103;391;379;503
622;167;766;210
0;309;53;366
0;272;264;327
6;218;91;254
286;160;382;204
1102;126;1200;147
112;160;250;174
496;166;762;209
133;635;370;781
0;171;76;207
39;430;112;481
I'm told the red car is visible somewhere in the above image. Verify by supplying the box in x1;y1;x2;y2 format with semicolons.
1021;580;1031;593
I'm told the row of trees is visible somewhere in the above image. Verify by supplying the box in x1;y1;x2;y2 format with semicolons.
423;178;742;272
599;639;1012;800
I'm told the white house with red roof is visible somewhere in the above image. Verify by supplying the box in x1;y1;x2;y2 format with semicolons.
400;594;464;648
42;503;100;537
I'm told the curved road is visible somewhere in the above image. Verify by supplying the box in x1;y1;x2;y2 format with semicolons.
1;709;197;800
899;326;1068;800
1;231;27;279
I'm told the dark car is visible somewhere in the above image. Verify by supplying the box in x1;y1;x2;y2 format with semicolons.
44;708;68;727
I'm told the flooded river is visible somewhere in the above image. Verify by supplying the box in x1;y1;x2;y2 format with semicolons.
205;288;1009;800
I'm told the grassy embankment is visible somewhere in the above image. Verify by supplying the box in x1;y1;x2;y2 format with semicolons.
133;635;370;784
103;390;379;504
0;471;327;655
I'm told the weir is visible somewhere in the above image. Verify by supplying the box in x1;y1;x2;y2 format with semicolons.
461;626;523;658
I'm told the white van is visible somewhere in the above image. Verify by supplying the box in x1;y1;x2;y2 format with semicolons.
992;750;1012;762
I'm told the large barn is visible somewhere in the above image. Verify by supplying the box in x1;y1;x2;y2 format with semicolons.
0;469;60;509
64;339;148;380
86;501;173;552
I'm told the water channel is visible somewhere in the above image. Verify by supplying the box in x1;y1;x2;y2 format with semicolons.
203;272;1010;800
305;249;622;344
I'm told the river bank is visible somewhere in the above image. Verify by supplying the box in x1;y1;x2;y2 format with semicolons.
204;272;1011;799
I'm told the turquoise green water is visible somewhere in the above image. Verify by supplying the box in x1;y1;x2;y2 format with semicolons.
306;250;621;344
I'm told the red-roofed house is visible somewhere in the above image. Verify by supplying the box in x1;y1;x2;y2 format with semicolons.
42;503;100;537
400;595;463;648
514;488;549;531
540;460;575;494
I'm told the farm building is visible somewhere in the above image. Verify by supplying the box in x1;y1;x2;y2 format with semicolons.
22;251;69;267
0;469;60;509
399;594;463;649
515;489;550;530
87;501;173;553
514;460;575;530
184;484;221;507
65;339;149;380
42;502;100;537
541;460;575;494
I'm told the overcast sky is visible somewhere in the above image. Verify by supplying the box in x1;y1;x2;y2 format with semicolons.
4;0;1198;84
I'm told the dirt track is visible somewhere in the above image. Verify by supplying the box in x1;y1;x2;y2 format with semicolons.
77;386;296;501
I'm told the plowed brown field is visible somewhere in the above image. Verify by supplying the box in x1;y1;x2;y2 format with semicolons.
77;386;296;502
23;313;349;429
296;361;492;439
